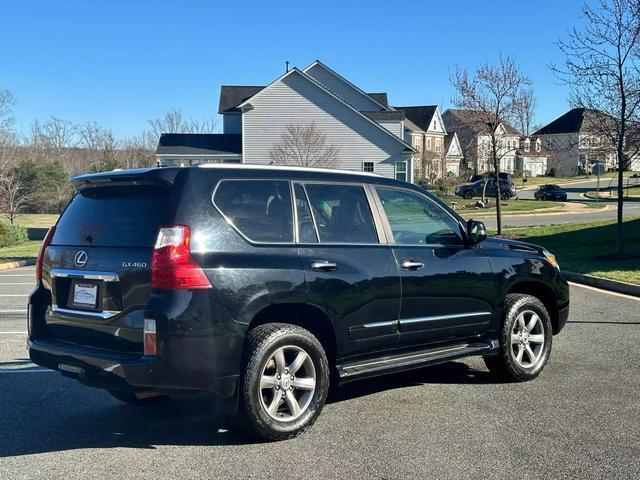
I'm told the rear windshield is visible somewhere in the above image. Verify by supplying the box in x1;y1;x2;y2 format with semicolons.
52;186;171;247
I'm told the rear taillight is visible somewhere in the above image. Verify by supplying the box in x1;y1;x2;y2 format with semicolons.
36;226;56;280
143;319;157;356
151;225;211;290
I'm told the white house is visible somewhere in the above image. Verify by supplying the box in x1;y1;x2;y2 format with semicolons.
534;108;617;176
157;61;416;181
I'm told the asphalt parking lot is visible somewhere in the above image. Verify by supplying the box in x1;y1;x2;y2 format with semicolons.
1;266;639;479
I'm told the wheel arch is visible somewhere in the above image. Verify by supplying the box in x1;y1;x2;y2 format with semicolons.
246;303;338;370
507;281;560;334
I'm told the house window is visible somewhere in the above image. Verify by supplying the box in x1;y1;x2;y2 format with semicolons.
362;161;375;173
433;120;437;130
524;139;530;152
395;162;407;181
435;138;441;152
536;139;541;152
413;136;421;150
426;137;432;150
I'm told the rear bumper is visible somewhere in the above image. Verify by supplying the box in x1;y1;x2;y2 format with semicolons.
29;336;239;401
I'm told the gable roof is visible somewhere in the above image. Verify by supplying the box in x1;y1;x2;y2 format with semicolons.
156;133;242;156
444;131;463;157
302;60;391;111
442;109;521;137
395;106;438;131
533;108;610;135
219;86;388;114
237;67;415;153
403;117;425;133
218;86;265;113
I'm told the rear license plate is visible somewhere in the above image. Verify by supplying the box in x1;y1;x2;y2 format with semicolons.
72;283;98;308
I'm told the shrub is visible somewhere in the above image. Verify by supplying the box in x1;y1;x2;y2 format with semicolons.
0;222;29;247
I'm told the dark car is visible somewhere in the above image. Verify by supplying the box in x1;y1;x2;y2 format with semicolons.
28;165;569;441
455;178;517;200
470;172;512;183
534;184;568;201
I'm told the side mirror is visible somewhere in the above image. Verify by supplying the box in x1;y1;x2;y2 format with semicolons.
466;219;487;244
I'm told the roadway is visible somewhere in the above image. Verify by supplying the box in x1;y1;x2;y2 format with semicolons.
1;266;639;479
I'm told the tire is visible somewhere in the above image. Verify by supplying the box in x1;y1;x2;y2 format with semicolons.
107;390;170;406
484;294;553;382
239;323;330;441
501;191;512;200
463;190;474;200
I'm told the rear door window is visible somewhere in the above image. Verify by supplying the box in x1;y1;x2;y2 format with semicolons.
293;183;318;243
213;180;293;243
304;183;378;244
53;186;171;247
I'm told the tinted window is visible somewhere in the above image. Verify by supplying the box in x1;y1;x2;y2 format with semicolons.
53;186;171;247
213;180;293;242
294;184;318;243
304;184;378;244
377;188;462;245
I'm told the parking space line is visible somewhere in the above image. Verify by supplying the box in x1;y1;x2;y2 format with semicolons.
0;275;35;277
0;294;28;297
569;282;640;302
0;331;27;334
0;310;27;313
0;369;53;374
0;283;35;285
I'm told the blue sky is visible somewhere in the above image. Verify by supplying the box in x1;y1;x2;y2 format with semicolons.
1;0;585;138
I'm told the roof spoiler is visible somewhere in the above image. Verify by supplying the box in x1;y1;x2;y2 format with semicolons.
70;168;181;189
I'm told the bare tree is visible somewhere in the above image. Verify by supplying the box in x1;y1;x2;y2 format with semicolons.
0;89;16;134
514;88;537;136
553;0;640;254
451;55;531;234
269;122;340;168
31;116;76;164
0;170;30;225
147;108;218;142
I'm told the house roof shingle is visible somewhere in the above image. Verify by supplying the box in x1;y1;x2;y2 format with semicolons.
362;110;405;121
367;93;389;108
533;108;612;135
156;133;242;156
218;86;265;113
394;105;438;131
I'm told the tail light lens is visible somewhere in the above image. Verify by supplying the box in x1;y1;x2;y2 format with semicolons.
151;226;211;290
36;226;56;280
143;319;157;356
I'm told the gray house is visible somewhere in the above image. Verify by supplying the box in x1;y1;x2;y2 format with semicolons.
157;61;416;181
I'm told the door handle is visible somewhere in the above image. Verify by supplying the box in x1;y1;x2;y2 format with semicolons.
400;259;424;270
310;260;338;272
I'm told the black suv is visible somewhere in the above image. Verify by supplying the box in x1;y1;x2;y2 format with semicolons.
455;178;517;200
28;166;569;441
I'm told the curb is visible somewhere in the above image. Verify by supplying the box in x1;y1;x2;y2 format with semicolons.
563;271;640;298
0;259;36;271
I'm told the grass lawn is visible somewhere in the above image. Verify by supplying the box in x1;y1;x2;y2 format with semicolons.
503;217;640;285
585;184;640;199
0;241;41;264
13;214;59;228
442;197;564;215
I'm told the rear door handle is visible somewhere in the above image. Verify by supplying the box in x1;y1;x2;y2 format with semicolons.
400;259;424;270
310;260;338;272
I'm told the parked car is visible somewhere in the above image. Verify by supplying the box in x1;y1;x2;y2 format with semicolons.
28;165;569;441
455;178;517;200
470;172;512;183
534;184;568;201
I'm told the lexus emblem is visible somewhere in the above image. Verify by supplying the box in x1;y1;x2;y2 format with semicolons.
74;251;88;268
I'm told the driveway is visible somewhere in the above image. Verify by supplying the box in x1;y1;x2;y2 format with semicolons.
1;266;639;479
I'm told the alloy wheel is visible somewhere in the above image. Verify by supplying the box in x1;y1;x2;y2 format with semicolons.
510;310;545;368
259;345;317;422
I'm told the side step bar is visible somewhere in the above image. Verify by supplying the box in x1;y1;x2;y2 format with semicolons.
338;340;498;383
